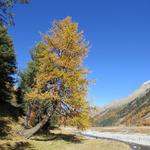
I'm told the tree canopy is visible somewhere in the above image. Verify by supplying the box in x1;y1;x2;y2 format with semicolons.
21;17;91;138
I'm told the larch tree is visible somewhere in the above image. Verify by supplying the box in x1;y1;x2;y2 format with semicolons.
22;17;91;138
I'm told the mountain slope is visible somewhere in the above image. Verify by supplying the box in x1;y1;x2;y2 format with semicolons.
94;81;150;126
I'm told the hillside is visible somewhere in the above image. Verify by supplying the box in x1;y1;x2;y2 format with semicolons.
0;102;23;139
94;81;150;126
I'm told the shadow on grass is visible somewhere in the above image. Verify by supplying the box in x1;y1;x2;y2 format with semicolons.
0;141;34;150
54;133;82;143
33;133;82;143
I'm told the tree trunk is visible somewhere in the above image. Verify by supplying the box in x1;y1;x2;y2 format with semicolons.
21;114;50;139
21;101;58;139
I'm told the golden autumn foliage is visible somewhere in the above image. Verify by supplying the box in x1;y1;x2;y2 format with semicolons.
26;17;91;129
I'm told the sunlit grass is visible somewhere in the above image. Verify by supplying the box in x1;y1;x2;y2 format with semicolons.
0;138;131;150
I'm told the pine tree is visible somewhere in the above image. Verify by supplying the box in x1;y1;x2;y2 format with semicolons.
22;17;91;138
0;25;16;103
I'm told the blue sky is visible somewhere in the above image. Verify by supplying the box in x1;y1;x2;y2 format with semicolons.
9;0;150;106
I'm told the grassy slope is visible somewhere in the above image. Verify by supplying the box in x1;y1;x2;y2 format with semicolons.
0;102;22;139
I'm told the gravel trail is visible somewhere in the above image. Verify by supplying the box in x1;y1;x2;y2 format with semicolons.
81;130;150;150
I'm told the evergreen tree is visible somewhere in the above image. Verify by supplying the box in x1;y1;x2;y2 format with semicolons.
0;25;16;103
17;43;41;104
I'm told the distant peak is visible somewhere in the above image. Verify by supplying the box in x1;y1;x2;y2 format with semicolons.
143;80;150;85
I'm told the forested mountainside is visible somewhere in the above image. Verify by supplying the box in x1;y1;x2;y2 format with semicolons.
94;81;150;126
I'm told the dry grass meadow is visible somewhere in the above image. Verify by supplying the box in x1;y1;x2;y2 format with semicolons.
0;126;131;150
92;126;150;134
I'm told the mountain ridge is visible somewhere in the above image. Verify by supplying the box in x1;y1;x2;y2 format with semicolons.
94;80;150;126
